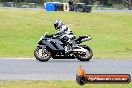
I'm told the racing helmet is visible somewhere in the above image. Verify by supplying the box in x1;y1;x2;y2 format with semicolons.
54;20;63;30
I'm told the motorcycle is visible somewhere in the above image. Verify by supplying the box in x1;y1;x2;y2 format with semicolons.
34;32;93;62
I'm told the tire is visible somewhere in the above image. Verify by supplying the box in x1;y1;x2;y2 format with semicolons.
34;46;51;62
76;75;86;85
76;45;93;61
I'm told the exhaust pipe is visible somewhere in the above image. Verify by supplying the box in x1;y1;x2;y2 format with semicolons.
81;36;92;42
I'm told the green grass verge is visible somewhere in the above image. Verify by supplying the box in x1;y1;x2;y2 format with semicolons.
0;80;131;88
0;8;132;58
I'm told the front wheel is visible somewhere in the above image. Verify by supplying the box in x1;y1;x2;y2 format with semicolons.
76;45;93;61
34;46;51;62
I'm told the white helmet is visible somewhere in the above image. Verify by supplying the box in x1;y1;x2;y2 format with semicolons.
54;20;63;30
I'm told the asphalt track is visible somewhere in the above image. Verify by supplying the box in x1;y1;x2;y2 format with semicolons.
1;7;132;12
0;58;132;80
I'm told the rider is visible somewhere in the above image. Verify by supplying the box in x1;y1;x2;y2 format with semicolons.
53;20;76;54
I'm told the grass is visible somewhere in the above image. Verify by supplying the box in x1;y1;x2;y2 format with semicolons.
0;7;132;58
0;80;131;88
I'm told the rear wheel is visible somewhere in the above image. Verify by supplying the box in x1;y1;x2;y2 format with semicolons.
34;46;51;62
76;45;93;61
